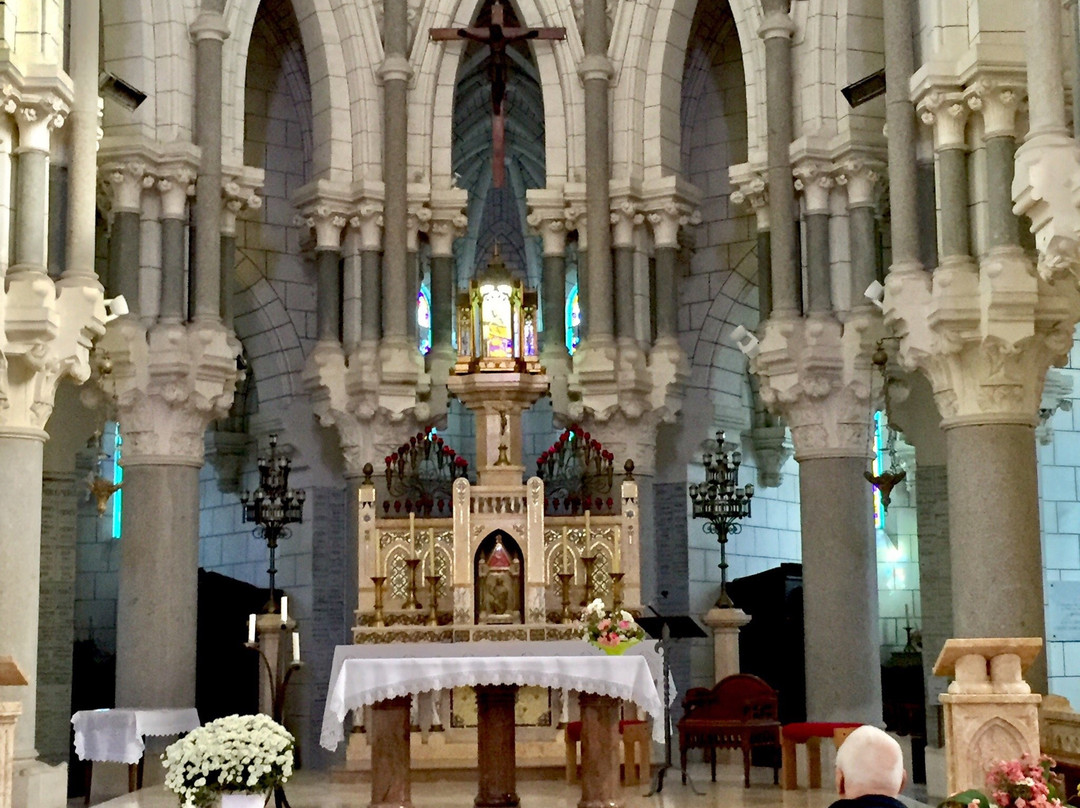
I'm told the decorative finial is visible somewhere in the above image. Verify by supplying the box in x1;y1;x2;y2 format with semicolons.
362;463;374;485
623;459;635;480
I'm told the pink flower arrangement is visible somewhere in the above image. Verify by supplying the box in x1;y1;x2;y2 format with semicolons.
579;598;645;650
942;755;1063;808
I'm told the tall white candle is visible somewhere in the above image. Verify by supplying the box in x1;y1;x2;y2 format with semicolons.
247;613;256;644
613;533;621;574
280;595;289;624
409;511;416;558
585;509;592;554
428;528;436;575
561;526;569;568
374;530;382;577
292;632;300;662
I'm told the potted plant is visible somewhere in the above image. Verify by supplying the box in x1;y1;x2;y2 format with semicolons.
941;754;1064;808
579;598;645;655
162;714;294;808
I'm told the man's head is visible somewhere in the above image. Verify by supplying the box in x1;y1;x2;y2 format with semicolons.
834;726;906;799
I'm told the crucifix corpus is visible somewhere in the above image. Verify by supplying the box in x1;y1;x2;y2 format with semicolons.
430;2;565;187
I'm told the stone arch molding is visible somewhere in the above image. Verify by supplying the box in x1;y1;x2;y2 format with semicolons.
233;255;302;405
411;0;584;186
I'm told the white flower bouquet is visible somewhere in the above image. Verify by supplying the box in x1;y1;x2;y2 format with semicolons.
579;598;645;654
162;714;294;808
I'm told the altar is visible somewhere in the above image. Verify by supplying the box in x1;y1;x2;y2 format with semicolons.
344;255;645;776
320;642;666;808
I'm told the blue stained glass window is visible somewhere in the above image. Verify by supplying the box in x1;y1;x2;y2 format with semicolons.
566;285;580;354
872;411;885;530
111;425;123;540
418;285;432;355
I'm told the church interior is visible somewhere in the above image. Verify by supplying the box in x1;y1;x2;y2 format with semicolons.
6;0;1080;807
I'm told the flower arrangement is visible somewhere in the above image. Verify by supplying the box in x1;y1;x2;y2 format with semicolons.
940;754;1064;808
579;598;645;653
162;714;294;808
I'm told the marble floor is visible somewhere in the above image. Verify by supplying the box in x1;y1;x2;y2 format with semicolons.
80;762;929;808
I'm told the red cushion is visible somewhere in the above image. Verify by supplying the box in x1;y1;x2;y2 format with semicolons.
782;722;862;742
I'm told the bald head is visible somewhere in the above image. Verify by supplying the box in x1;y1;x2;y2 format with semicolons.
835;726;906;799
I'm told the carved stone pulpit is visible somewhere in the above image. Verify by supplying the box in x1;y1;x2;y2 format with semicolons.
934;637;1043;794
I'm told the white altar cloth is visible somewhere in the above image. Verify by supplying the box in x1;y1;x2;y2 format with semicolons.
72;708;201;765
319;640;668;750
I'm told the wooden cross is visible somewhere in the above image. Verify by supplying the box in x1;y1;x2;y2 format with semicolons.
431;2;565;187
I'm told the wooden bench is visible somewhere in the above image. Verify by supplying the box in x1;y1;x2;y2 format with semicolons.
677;674;781;788
780;722;862;790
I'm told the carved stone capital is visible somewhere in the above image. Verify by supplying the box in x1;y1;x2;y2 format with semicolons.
0;275;105;432
609;198;643;249
99;161;154;213
964;75;1023;138
729;162;770;229
1037;368;1074;446
834;157;884;208
406;204;432;252
917;88;969;150
428;188;469;257
792;158;835;213
221;165;264;236
752;313;884;459
1013;132;1080;282
641;178;702;249
883;249;1080;427
91;320;242;466
1;86;68;151
749;424;794;488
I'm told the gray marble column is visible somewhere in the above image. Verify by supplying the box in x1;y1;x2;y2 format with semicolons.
883;0;921;270
917;463;950;746
109;211;141;314
361;249;382;343
541;253;566;352
760;4;799;315
986;134;1019;249
1028;0;1069;138
63;0;99;282
654;247;677;340
342;231;362;353
191;12;229;323
804;211;830;316
581;0;613;342
614;246;635;340
799;456;882;723
431;254;454;353
0;434;46;757
316;248;341;343
937;146;970;260
380;4;411;342
115;465;200;708
220;234;236;327
845;167;879;307
945;423;1047;693
757;230;772;320
158;180;190;324
10;140;49;276
916;156;938;270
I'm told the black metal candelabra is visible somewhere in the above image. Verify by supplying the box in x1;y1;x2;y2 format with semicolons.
240;434;306;613
688;430;754;608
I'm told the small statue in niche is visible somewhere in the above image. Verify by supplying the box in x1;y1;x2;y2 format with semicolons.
477;534;522;624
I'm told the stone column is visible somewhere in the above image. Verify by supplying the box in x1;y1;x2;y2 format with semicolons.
309;212;345;344
580;0;614;352
474;686;518;808
971;82;1021;250
839;160;882;308
794;160;833;317
370;697;413;808
221;175;261;329
730;167;771;320
578;694;621;808
379;3;413;353
63;0;100;285
428;191;468;359
353;202;383;349
759;2;799;316
648;212;679;345
190;12;229;323
611;200;640;344
528;205;568;357
157;169;196;324
342;229;363;354
917;91;970;263
102;163;146;314
754;315;885;725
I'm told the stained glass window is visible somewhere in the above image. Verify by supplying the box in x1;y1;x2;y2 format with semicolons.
418;285;432;355
566;285;580;354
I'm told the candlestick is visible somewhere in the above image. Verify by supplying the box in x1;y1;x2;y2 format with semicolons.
581;555;597;605
292;632;300;663
612;533;621;574
425;575;441;626
585;509;592;554
557;572;575;624
280;596;289;624
561;526;569;570
371;576;386;627
609;572;625;613
247;613;256;644
409;511;416;557
402;558;423;610
428;527;436;576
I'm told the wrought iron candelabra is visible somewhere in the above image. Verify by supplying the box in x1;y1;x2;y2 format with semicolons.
688;430;754;608
241;434;306;612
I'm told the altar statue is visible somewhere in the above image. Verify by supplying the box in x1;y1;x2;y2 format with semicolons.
477;534;522;624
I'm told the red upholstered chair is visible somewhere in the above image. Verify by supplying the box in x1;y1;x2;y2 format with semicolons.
780;721;862;790
676;674;781;788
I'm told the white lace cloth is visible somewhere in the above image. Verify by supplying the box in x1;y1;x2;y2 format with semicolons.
71;708;201;764
319;640;668;750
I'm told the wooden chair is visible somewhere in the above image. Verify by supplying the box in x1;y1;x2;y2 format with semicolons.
677;673;782;788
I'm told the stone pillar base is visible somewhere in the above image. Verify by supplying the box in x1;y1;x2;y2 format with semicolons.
702;606;751;684
10;758;65;808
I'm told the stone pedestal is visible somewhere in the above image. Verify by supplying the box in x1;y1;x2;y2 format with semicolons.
0;703;20;808
578;693;622;808
933;637;1043;794
475;686;519;808
702;607;751;683
370;697;412;808
254;614;295;717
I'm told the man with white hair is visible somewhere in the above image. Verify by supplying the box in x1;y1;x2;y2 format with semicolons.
831;725;908;808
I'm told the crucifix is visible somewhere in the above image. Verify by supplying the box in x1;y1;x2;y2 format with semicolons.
430;2;565;188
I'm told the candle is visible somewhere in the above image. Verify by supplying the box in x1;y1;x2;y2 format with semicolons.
247;613;256;644
409;511;416;558
292;632;300;663
280;595;289;624
428;528;436;575
561;526;569;569
585;509;592;553
374;530;383;577
613;533;621;574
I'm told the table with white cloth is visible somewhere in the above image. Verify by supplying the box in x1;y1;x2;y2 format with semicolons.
320;641;668;808
71;708;200;800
